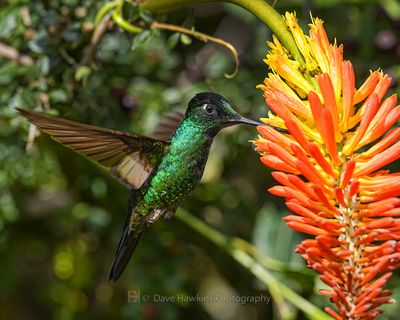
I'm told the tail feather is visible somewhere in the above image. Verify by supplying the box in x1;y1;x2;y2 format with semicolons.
108;191;142;282
108;226;142;281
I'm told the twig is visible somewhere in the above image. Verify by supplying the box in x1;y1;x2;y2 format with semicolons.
81;15;111;66
59;47;76;66
25;94;50;152
0;42;34;65
151;21;240;79
26;123;37;152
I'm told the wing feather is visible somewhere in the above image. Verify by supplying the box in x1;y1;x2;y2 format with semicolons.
17;108;168;189
152;108;185;140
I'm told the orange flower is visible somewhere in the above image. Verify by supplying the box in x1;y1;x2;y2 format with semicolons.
255;12;400;320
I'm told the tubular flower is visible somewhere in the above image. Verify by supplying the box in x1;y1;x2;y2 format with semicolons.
254;12;400;320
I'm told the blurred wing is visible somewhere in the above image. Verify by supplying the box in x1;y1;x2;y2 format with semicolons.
152;108;185;140
17;108;168;190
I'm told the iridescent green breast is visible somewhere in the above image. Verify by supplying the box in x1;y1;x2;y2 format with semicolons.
136;119;213;217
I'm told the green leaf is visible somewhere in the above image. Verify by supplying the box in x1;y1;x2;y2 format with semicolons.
167;32;180;49
74;66;92;82
252;205;303;265
381;0;400;20
180;34;192;46
139;10;153;24
131;30;152;50
37;56;50;76
0;9;17;38
49;89;68;103
61;23;82;44
28;31;53;54
0;63;36;85
8;88;37;109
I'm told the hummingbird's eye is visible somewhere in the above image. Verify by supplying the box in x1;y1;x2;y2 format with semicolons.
202;104;216;115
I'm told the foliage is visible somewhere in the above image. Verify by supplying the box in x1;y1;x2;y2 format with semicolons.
0;0;399;319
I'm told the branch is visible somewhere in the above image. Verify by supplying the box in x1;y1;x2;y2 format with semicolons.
81;15;110;66
0;42;34;65
151;21;239;78
175;209;331;320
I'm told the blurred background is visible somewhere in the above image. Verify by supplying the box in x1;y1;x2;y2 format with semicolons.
0;0;399;319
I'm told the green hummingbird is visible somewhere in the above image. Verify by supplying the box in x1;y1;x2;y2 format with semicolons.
18;92;271;281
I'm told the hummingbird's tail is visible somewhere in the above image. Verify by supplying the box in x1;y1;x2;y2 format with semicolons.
108;223;142;282
108;191;143;282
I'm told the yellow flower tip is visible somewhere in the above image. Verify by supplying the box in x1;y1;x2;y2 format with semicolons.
256;84;267;91
310;18;329;52
285;12;318;73
311;17;325;28
285;11;296;20
267;35;287;54
266;52;313;98
267;40;275;51
261;115;285;127
285;12;300;32
353;71;382;104
309;18;329;36
308;14;324;26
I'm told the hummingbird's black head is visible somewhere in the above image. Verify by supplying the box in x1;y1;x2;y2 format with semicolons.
185;92;262;137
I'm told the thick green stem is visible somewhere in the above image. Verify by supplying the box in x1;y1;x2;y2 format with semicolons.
175;209;330;320
140;0;305;64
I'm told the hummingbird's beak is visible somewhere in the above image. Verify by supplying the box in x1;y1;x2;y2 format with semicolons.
231;114;289;133
235;116;264;126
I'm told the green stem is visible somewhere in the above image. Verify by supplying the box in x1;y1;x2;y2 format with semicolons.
114;0;143;33
175;209;330;320
140;0;305;64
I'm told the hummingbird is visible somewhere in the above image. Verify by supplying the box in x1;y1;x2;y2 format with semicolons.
18;92;270;281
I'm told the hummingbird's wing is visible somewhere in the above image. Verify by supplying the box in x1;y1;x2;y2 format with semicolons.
17;108;168;190
152;108;185;140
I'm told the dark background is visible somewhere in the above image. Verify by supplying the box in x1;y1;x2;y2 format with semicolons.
1;0;399;319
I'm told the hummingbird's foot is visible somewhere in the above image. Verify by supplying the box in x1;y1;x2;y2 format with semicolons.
148;209;168;224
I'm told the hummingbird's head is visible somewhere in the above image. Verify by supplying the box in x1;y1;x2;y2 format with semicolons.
185;92;262;137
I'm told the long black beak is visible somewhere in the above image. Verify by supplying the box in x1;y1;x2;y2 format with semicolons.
233;115;288;133
236;116;264;126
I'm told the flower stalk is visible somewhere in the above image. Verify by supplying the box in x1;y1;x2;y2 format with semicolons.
254;12;400;320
